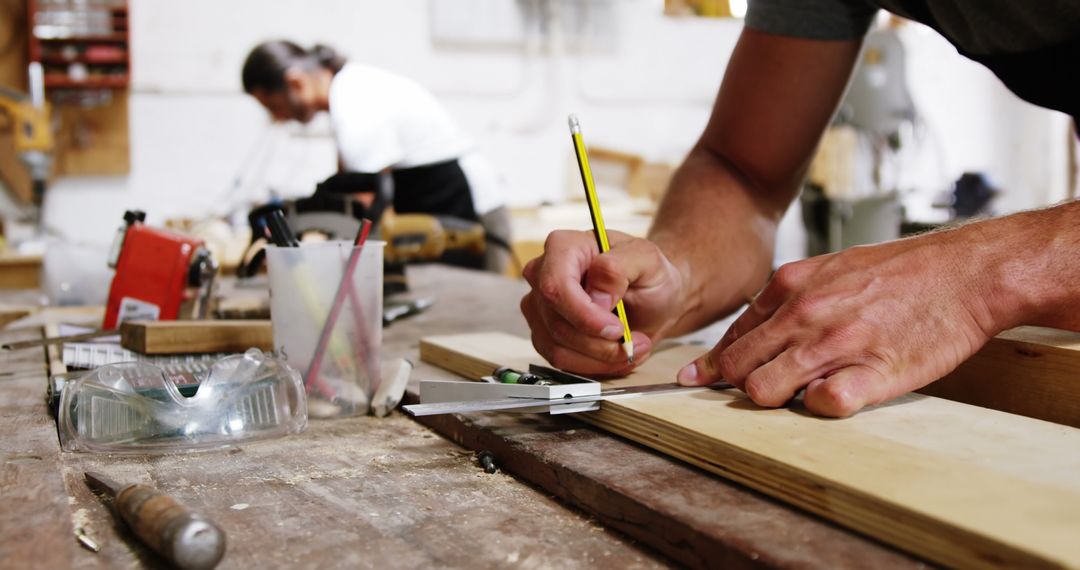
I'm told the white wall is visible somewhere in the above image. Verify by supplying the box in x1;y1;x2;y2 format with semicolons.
42;0;738;245
39;0;1072;261
896;24;1073;220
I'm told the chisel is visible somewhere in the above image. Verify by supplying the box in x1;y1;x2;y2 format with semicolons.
84;472;226;570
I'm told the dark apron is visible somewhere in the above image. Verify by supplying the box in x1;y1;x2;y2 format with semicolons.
390;159;479;223
390;159;484;269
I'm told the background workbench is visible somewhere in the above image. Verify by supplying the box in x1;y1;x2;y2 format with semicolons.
0;265;923;569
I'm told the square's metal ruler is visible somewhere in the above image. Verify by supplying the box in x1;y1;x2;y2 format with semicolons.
62;341;228;370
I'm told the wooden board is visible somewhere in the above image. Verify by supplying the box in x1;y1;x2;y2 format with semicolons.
421;332;1080;569
0;279;667;569
0;329;79;568
922;326;1080;428
0;254;42;289
55;413;665;569
119;319;273;354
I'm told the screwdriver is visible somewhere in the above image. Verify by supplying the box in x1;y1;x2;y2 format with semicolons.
84;472;226;570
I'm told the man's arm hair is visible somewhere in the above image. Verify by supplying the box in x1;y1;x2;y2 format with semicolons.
648;28;864;335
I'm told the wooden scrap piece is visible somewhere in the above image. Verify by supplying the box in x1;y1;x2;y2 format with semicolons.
922;326;1080;428
0;304;34;329
120;320;273;355
0;254;42;289
420;331;1080;570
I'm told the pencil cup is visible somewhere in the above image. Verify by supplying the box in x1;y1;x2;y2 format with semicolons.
266;241;384;418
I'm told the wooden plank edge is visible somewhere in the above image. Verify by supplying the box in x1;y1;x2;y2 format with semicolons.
119;320;274;355
582;406;1045;569
922;327;1080;428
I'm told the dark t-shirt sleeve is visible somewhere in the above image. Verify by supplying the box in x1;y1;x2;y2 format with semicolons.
746;0;879;40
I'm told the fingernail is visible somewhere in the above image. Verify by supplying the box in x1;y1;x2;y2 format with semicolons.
677;362;700;385
589;291;613;310
600;325;623;340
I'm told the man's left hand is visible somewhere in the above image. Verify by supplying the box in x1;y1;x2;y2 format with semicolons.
676;227;1010;417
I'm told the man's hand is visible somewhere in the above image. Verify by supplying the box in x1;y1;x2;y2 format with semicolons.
520;230;686;375
677;227;1011;417
518;29;908;386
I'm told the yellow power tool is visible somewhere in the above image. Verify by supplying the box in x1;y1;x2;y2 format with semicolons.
0;63;54;206
380;212;487;264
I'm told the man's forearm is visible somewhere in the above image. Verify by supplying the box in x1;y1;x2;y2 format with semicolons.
647;145;790;337
640;29;860;340
976;199;1080;333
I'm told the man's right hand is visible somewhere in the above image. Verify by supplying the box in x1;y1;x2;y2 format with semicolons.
519;28;870;378
520;229;687;376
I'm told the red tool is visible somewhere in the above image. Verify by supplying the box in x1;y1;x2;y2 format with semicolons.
102;210;217;330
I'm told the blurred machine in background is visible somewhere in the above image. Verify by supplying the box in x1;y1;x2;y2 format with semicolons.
0;63;53;208
0;0;130;250
801;20;915;256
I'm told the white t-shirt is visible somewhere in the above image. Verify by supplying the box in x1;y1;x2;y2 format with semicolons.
327;63;505;215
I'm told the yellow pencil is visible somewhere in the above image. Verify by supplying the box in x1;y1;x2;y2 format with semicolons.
568;114;634;365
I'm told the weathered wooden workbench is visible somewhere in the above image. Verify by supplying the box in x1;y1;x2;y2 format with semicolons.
0;265;924;568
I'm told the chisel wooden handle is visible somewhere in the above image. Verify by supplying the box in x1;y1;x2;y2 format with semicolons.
114;484;226;570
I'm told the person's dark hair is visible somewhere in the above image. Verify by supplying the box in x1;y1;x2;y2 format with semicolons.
242;40;346;94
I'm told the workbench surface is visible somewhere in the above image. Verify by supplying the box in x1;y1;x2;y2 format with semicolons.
0;266;924;569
